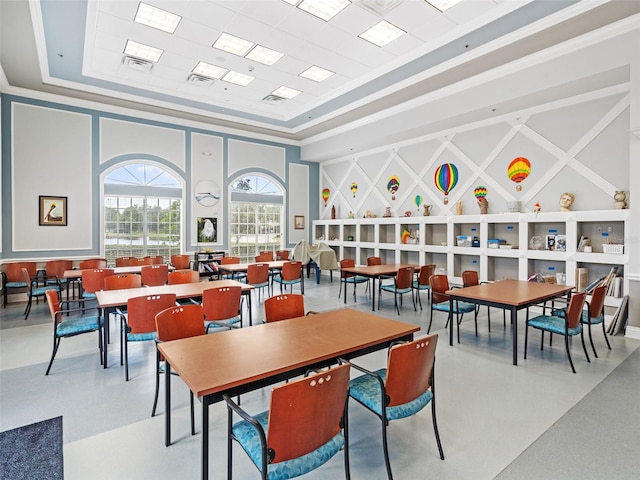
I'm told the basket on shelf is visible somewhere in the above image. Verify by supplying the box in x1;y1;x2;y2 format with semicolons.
602;244;624;254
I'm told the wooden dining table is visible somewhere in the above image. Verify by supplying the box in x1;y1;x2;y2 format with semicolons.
63;265;176;279
94;280;253;368
446;279;573;365
340;263;418;310
158;308;420;480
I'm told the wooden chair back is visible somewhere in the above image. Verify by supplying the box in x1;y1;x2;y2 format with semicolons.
395;267;414;290
126;293;177;334
246;263;269;285
45;260;73;279
565;291;587;329
367;256;382;266
155;304;205;342
5;262;37;282
417;264;436;286
588;285;606;319
170;254;191;269
281;261;303;281
45;289;62;325
81;268;115;293
429;274;450;305
264;294;305;322
267;363;350;464
255;251;274;262
340;258;356;279
276;250;290;260
202;286;242;321
385;334;438;407
141;264;169;286
167;269;199;285
115;257;133;267
146;255;164;265
461;270;479;287
104;273;142;290
79;258;107;269
220;256;241;265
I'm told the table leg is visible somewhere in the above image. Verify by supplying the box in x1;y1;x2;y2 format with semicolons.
511;306;518;366
246;291;253;326
102;307;111;368
449;298;454;346
371;277;376;311
301;270;305;294
202;400;209;480
165;361;171;446
343;275;347;304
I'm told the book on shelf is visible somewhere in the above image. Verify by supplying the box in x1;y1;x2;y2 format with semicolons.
575;267;589;292
607;294;629;335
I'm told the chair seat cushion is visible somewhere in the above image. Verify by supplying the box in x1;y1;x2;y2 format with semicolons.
248;281;270;289
349;369;433;421
527;315;582;336
126;331;158;342
82;292;97;299
29;285;60;297
380;285;412;294
205;315;241;332
232;410;345;480
345;276;368;284
56;316;103;337
432;301;476;314
5;282;28;288
412;281;430;290
273;278;301;285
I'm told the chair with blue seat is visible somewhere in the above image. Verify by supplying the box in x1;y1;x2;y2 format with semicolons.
202;285;244;331
151;304;204;433
44;259;73;301
80;268;114;301
428;274;476;341
263;294;306;323
44;289;103;375
338;258;370;301
118;293;177;381
272;261;303;294
378;266;415;314
22;267;62;320
141;264;169;286
2;262;37;308
412;264;435;309
525;291;590;373
461;270;504;333
348;334;444;479
223;361;351;480
246;263;271;302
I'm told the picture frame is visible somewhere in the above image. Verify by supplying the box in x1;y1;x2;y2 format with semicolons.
39;196;67;226
197;217;217;243
294;215;305;230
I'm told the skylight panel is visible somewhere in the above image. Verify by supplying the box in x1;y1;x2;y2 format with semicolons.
297;0;351;21
425;0;463;12
222;71;255;86
246;45;285;66
193;62;227;79
213;33;254;57
124;40;163;62
359;20;405;47
300;65;335;82
272;86;302;99
134;3;181;34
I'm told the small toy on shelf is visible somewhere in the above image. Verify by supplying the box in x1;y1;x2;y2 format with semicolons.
614;191;628;209
534;202;541;213
478;197;489;214
559;192;575;212
383;207;392;218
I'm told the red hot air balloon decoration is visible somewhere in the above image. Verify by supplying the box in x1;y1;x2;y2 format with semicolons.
434;163;458;204
387;175;400;200
507;157;531;191
322;188;330;206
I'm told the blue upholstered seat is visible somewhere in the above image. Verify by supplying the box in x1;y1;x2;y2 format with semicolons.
527;315;583;336
56;315;103;337
431;301;476;314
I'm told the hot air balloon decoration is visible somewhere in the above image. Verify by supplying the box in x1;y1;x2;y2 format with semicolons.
414;194;422;211
350;182;358;198
507;157;531;191
387;175;400;200
321;188;330;206
434;163;458;205
473;186;487;201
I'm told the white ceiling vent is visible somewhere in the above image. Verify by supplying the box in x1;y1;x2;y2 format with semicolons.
187;74;215;87
262;94;286;103
122;55;154;72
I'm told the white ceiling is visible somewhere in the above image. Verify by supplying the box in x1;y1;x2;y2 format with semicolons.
1;0;640;161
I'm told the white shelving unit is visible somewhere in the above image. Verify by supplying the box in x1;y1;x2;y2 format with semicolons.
313;209;630;308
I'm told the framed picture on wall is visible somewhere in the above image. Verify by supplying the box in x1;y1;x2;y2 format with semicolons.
197;217;217;243
294;215;305;229
39;196;67;226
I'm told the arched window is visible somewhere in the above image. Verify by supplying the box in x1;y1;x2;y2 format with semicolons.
104;163;182;265
230;174;284;263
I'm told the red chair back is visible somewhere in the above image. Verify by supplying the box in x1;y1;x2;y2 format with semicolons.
417;264;435;286
79;258;107;269
104;273;142;290
276;250;290;260
247;263;269;285
461;270;479;288
5;262;37;282
281;261;302;281
429;274;450;305
255;252;274;262
126;294;177;334
202;286;242;321
566;292;587;329
264;294;305;323
81;269;115;293
170;254;191;269
45;260;73;279
141;264;169;286
155;304;205;342
395;267;414;289
367;257;382;266
168;269;199;285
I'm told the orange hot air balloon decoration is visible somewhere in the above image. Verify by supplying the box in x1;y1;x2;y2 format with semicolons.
507;157;531;191
321;188;330;206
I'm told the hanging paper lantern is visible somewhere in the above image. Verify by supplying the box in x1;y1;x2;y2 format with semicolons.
473;186;488;201
350;182;358;198
387;175;400;200
321;188;330;206
414;194;422;211
507;157;531;191
434;163;458;204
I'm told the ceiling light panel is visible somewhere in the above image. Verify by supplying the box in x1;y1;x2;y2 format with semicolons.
297;0;351;21
213;32;254;56
359;20;406;47
193;62;227;79
222;71;255;86
272;86;302;99
134;3;182;34
245;45;285;66
300;65;335;82
425;0;463;12
124;40;163;62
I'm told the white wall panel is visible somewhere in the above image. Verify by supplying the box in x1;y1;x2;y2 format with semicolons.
289;163;308;244
12;104;92;251
228;139;285;180
191;133;224;246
